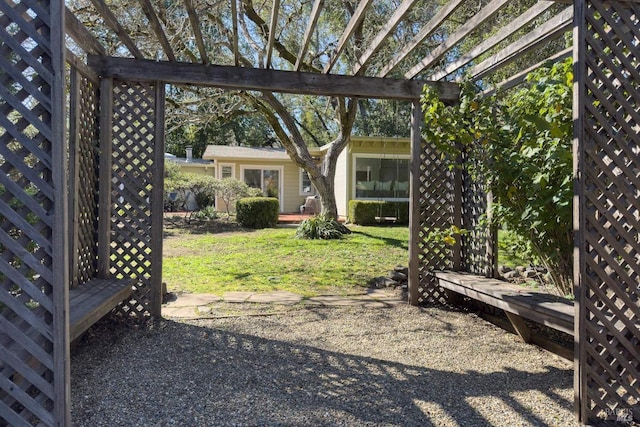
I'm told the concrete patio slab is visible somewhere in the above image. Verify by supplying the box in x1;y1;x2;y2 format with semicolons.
247;291;303;305
222;291;255;303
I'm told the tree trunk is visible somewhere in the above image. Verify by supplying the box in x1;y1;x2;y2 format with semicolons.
252;93;357;222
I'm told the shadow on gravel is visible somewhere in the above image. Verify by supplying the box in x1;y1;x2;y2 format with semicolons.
71;315;574;426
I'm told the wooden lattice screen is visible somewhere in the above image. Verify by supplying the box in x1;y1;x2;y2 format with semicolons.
415;141;492;303
575;0;640;423
69;68;100;289
0;0;67;425
108;79;164;318
461;164;492;277
415;141;456;304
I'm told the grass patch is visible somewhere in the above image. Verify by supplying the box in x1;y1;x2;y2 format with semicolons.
163;224;408;296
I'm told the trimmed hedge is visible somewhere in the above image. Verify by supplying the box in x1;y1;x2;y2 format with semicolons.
348;200;409;225
236;197;279;229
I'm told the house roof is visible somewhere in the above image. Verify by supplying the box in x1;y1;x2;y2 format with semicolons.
203;145;292;161
169;157;214;166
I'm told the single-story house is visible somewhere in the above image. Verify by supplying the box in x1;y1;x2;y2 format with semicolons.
200;136;410;217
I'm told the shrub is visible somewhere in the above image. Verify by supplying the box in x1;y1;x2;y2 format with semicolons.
236;197;279;229
348;200;409;225
217;178;263;216
191;205;218;221
295;214;346;240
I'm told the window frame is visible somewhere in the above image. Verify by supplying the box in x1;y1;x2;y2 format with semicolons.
218;163;235;180
240;165;284;211
299;168;314;196
352;154;411;201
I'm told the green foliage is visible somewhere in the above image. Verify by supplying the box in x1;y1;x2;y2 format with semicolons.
295;215;346;240
498;229;538;268
426;225;469;247
218;178;263;216
236;197;279;229
191;205;218;221
189;175;218;209
348;200;409;225
421;58;574;295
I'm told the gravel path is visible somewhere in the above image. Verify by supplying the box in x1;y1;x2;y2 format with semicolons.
71;304;578;426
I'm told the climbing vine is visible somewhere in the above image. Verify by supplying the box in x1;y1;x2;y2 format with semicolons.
421;59;574;296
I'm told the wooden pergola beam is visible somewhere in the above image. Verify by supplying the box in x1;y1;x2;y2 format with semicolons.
352;0;418;76
405;0;511;79
429;0;555;81
265;0;281;68
481;47;572;97
138;0;175;61
377;0;465;78
323;0;373;73
184;0;209;64
65;7;106;56
467;6;573;81
88;55;460;101
88;0;144;58
294;0;324;71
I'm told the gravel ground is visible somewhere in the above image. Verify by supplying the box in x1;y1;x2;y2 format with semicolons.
71;304;578;427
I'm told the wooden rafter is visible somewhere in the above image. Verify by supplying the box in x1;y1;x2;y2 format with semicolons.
88;0;144;58
265;0;281;68
377;0;465;78
429;0;555;81
352;0;418;76
65;7;106;56
405;0;511;79
323;0;373;73
231;0;239;66
88;55;460;101
481;47;572;97
138;0;175;61
294;0;324;71
467;7;573;81
184;0;209;64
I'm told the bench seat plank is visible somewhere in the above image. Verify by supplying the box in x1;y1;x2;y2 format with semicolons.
433;271;574;336
69;278;133;341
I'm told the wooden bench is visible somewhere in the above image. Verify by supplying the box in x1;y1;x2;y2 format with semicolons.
433;271;575;359
69;277;134;341
0;278;132;413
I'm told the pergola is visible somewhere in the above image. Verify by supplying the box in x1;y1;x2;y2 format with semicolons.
0;0;638;424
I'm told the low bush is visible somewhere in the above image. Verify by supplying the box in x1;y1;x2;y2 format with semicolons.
295;215;348;240
236;197;279;229
348;200;409;225
191;205;218;221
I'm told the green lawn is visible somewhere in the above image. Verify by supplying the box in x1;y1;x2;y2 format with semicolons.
163;225;408;296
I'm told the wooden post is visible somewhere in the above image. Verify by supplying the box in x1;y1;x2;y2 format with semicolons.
69;68;81;288
51;0;71;424
452;146;463;271
486;190;498;278
572;0;586;421
408;99;422;306
150;81;165;317
98;78;114;279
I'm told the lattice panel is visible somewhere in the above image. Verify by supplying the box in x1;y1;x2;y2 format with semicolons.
461;166;489;276
579;0;640;423
0;0;58;424
71;72;100;288
109;80;156;317
416;140;455;305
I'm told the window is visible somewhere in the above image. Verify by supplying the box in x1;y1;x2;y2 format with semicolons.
354;156;410;199
219;163;234;179
241;166;282;199
300;169;313;195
